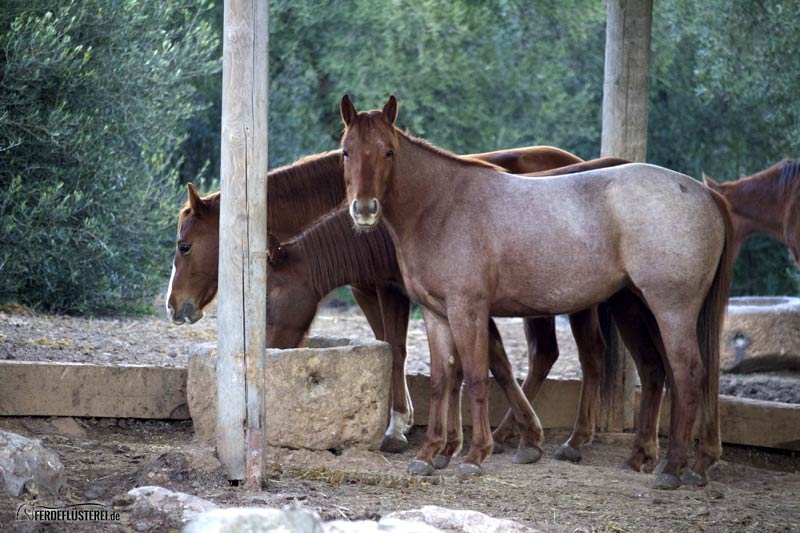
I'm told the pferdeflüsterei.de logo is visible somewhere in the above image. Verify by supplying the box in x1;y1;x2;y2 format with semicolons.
16;502;121;522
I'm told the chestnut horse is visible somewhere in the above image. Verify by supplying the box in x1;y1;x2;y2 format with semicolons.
703;159;800;264
166;145;586;453
341;95;734;489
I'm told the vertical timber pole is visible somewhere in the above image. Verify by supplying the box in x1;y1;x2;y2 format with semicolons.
599;0;653;432
217;0;269;487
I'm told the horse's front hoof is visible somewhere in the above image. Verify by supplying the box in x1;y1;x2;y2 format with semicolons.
407;459;435;476
433;454;451;470
554;444;582;463
455;462;483;479
681;469;708;487
513;446;543;464
653;473;682;490
380;435;409;454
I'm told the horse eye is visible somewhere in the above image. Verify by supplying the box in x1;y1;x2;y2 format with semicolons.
342;150;350;160
385;150;394;158
179;243;192;255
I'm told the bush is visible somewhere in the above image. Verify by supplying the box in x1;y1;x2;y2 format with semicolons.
0;0;219;313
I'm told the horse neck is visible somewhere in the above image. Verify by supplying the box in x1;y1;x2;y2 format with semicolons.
385;134;481;237
723;165;791;241
291;210;399;297
266;150;346;238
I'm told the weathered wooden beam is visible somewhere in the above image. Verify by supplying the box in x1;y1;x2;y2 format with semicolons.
598;0;654;433
217;0;269;485
0;361;188;419
643;391;800;451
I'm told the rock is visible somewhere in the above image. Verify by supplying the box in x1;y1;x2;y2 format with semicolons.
722;297;800;372
0;430;66;497
187;342;217;444
386;505;542;533
184;506;323;533
326;518;442;532
187;336;392;450
119;485;218;532
50;417;86;437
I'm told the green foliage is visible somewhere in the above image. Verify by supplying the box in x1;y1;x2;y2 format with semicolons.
2;0;798;315
648;0;800;295
0;0;219;313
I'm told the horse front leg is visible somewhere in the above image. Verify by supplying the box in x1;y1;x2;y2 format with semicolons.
433;355;464;470
492;317;558;449
447;300;493;478
487;318;543;464
409;307;456;476
375;286;414;453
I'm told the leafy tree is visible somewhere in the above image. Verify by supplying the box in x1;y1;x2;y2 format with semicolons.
0;0;220;313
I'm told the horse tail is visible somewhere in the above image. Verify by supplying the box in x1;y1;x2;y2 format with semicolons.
697;190;735;448
597;302;618;406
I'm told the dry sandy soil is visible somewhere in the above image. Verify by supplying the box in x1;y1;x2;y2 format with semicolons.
1;303;799;532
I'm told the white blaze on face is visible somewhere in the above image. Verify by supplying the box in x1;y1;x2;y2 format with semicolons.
165;261;177;320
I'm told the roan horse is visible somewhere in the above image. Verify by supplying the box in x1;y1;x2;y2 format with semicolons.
703;159;800;264
340;95;734;489
166;144;592;453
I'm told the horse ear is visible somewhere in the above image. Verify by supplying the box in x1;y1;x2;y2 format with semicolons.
187;183;205;215
341;94;357;126
383;95;398;124
702;173;722;191
267;233;287;267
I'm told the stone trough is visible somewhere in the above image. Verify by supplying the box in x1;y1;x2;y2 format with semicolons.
188;336;392;451
721;296;800;372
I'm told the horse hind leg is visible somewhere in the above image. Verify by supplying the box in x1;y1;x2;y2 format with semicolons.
646;306;705;490
554;307;605;463
608;290;666;473
492;317;558;450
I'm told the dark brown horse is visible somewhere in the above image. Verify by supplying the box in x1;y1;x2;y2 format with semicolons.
166;145;586;453
703;159;800;263
341;95;734;489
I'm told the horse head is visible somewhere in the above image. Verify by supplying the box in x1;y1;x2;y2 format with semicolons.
166;183;220;324
340;94;399;229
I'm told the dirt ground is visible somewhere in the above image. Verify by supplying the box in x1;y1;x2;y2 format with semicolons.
1;303;800;532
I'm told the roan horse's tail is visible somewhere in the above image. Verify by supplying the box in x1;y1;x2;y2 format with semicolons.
696;190;735;457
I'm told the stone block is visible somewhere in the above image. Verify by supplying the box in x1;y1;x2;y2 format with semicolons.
187;336;391;451
721;297;800;372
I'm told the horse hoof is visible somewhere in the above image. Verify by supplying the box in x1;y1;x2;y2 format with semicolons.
554;444;582;463
433;454;451;470
455;463;483;479
380;435;408;454
681;469;708;487
407;459;434;476
513;446;543;464
653;473;682;490
653;458;668;475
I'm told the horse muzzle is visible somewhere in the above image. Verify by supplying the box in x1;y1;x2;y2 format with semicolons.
349;198;381;228
168;301;205;325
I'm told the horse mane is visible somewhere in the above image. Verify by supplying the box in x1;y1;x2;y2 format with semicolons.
285;208;398;295
266;149;347;231
776;158;800;195
397;129;504;171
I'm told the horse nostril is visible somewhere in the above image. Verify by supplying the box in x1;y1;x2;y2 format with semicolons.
350;199;360;217
370;199;379;215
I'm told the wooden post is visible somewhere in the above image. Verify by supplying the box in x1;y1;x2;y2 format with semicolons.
217;0;269;486
599;0;653;432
